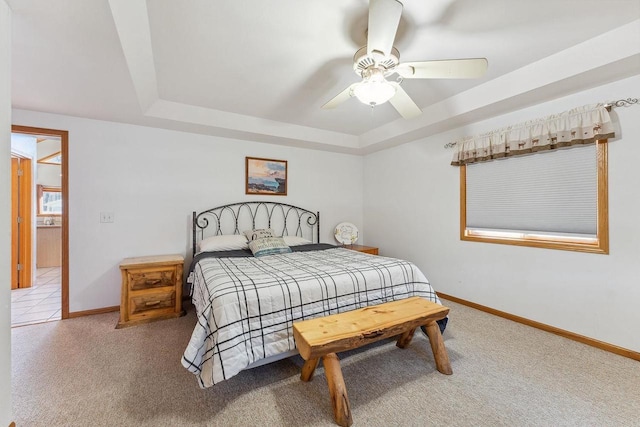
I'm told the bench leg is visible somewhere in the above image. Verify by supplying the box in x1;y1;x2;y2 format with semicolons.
424;321;453;375
322;353;353;427
396;327;416;349
301;357;320;382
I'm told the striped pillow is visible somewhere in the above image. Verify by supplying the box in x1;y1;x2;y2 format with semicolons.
248;237;292;257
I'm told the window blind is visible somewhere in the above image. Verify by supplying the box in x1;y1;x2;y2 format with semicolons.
465;144;597;236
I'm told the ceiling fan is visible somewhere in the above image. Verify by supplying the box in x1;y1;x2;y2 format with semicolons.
322;0;488;119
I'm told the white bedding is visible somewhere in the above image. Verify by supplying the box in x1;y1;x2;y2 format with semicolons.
181;247;441;388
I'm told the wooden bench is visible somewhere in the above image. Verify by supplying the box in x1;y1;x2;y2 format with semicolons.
293;297;452;427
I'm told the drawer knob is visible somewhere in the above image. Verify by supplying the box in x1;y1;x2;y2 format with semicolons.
145;301;161;306
145;279;162;286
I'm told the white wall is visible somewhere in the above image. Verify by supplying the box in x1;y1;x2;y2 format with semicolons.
10;110;364;313
364;75;640;353
35;137;62;187
0;1;13;425
37;164;61;187
10;132;36;156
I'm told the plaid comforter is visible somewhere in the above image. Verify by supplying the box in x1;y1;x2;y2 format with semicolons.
181;246;441;388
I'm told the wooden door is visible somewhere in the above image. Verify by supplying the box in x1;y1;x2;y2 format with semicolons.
11;157;18;289
10;155;32;289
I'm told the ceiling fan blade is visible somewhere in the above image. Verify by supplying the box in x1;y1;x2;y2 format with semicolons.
321;83;358;109
396;58;488;79
388;83;421;119
367;0;403;59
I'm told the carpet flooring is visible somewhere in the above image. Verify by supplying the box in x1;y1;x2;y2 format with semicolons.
11;300;639;426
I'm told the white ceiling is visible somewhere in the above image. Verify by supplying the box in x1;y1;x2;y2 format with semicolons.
9;0;640;154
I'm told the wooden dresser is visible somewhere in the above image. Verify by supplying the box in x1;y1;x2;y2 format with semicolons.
116;254;185;328
344;244;379;255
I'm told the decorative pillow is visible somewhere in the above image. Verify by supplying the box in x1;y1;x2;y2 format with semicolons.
282;235;312;246
243;228;275;241
248;237;292;257
199;234;249;252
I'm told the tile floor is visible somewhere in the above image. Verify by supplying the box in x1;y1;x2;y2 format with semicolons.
11;267;61;327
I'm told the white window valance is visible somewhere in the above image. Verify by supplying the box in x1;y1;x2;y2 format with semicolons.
450;104;615;166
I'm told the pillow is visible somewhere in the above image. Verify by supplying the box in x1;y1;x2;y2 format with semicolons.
248;237;292;257
199;235;249;252
243;228;275;241
282;235;312;246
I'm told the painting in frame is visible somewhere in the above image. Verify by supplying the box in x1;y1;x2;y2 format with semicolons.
245;157;288;196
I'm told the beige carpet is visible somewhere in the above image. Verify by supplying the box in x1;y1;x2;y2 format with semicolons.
11;300;639;427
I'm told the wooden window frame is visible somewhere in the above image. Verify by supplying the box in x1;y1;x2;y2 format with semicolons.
460;140;609;254
37;184;63;216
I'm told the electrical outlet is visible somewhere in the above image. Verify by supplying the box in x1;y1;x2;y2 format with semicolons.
100;212;115;223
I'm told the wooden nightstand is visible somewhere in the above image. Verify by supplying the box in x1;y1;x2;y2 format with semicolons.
116;254;185;328
344;245;379;255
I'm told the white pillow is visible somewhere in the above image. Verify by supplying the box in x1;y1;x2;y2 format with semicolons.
282;235;312;246
243;228;275;241
199;235;249;252
248;237;292;257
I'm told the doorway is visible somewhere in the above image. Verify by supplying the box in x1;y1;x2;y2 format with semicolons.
10;125;69;327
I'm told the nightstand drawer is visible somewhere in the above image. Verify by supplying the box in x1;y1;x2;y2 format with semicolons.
128;267;176;291
129;290;176;317
117;254;184;328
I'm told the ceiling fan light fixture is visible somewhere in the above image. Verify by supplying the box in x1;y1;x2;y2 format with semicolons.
321;0;488;118
353;79;397;106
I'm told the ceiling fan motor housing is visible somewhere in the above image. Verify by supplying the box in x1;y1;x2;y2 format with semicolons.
353;46;400;77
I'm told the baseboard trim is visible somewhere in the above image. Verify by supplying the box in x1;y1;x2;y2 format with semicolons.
437;292;640;362
68;305;120;318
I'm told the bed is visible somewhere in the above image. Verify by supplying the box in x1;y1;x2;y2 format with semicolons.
181;201;445;388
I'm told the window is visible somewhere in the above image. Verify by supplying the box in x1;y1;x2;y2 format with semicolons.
38;185;63;216
460;140;608;254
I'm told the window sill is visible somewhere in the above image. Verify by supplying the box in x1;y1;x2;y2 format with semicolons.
461;231;608;254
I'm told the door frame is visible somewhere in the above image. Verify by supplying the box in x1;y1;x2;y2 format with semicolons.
12;125;69;319
10;155;32;289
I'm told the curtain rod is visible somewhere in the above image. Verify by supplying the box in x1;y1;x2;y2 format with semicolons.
444;98;638;149
603;97;638;111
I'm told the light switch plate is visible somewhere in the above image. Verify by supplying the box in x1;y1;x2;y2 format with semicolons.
100;212;114;223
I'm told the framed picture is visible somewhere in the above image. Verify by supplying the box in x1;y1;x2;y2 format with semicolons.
245;157;288;196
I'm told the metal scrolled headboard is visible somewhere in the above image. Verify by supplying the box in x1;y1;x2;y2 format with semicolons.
192;201;320;255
